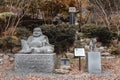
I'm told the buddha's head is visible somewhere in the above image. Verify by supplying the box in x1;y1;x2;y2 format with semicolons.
33;27;42;37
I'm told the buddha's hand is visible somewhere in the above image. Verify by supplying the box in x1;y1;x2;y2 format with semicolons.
37;42;42;47
42;42;47;46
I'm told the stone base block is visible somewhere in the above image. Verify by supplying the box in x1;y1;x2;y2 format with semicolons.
14;53;56;73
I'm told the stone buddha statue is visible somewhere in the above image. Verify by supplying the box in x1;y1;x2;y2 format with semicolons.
89;38;97;51
19;27;54;53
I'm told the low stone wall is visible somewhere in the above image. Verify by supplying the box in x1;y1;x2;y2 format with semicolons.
14;53;56;73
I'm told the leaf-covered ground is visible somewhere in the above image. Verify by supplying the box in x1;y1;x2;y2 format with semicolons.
0;54;120;80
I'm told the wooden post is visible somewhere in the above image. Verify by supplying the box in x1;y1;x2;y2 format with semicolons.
79;57;81;70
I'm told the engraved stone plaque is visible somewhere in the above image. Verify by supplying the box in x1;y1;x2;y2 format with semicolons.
87;52;101;74
15;53;56;73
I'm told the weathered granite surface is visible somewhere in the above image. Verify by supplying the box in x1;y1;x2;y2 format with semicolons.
87;52;102;74
15;53;56;73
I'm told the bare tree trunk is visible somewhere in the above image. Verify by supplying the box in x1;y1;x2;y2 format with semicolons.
95;0;110;29
3;0;30;36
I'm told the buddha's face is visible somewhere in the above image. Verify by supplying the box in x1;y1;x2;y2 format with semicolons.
33;27;42;37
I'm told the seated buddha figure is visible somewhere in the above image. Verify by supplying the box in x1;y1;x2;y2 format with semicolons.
19;27;54;53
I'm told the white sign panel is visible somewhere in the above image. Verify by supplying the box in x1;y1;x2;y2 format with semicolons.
69;7;76;12
74;48;85;57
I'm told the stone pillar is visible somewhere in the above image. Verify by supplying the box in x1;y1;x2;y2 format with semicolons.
87;52;102;74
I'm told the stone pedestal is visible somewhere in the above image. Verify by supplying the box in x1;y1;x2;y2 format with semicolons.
87;52;101;74
15;53;56;73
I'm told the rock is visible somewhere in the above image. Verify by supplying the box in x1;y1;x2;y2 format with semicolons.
7;54;14;58
0;59;3;64
112;39;118;46
102;52;110;56
4;55;9;60
69;47;74;52
80;39;85;42
99;47;105;52
54;69;69;74
95;47;105;52
84;45;90;51
65;53;74;58
9;57;14;62
61;65;71;70
0;54;4;57
85;38;91;44
96;42;102;47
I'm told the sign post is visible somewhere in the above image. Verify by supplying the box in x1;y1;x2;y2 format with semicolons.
79;57;81;70
69;7;76;25
74;48;85;70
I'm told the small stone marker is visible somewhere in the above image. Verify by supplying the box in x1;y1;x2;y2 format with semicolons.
61;58;70;66
61;58;70;69
87;52;101;74
54;58;70;74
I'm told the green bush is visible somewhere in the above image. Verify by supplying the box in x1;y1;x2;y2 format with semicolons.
0;24;76;54
15;27;31;39
93;27;113;46
27;24;39;31
81;23;113;46
81;23;98;38
40;24;76;54
110;46;120;55
0;27;31;53
0;36;20;53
